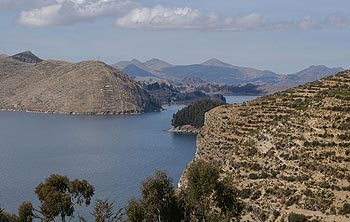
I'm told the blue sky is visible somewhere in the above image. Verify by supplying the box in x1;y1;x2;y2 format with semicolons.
0;0;349;73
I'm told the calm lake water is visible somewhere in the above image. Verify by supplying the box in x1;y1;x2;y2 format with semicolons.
0;96;257;215
225;95;259;104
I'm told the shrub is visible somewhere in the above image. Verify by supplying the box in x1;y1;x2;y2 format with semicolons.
339;202;350;215
288;213;307;222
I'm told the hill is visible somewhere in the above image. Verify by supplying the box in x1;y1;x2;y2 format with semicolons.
0;53;161;114
277;65;344;88
183;70;350;221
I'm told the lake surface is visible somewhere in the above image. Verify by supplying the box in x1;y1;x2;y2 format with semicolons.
225;95;259;104
0;96;257;215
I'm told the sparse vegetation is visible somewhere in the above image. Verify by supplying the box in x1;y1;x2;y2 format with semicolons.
288;213;308;222
195;70;350;221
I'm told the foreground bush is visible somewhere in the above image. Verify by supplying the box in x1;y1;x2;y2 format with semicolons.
126;171;182;222
3;162;242;222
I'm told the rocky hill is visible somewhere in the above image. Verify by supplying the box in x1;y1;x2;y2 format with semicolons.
0;53;161;114
187;70;350;221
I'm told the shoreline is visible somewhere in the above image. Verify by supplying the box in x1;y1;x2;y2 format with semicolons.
168;125;200;134
0;108;158;116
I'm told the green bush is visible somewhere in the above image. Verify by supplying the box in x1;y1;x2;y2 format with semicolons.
126;171;182;222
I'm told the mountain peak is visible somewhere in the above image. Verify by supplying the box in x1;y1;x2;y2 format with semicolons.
146;58;164;63
131;59;143;64
201;58;231;67
11;51;43;63
299;65;343;74
143;58;173;70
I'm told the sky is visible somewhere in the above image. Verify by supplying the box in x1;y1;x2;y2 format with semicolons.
0;0;349;73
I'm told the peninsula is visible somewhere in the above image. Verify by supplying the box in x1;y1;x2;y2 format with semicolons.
0;52;161;115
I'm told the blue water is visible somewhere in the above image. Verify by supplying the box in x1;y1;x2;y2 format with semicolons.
0;96;257;215
225;95;259;104
0;105;196;213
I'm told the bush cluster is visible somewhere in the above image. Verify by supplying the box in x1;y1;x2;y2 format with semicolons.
171;99;225;128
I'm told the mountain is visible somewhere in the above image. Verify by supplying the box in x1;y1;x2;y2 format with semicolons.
0;52;161;114
143;58;173;70
277;65;344;87
11;51;43;63
201;58;235;67
160;64;281;84
181;70;350;221
113;58;282;85
122;64;155;78
112;59;148;72
113;59;344;89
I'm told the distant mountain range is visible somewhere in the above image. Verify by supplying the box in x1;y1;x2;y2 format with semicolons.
112;58;343;87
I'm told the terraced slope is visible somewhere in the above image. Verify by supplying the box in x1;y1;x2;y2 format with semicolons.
0;56;161;114
193;70;350;221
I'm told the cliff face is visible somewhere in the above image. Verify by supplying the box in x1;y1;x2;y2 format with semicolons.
0;55;161;114
192;70;350;221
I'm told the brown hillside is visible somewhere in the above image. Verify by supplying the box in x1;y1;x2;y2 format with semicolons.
0;56;161;114
192;70;350;221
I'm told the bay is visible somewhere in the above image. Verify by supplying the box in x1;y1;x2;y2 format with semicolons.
0;96;257;215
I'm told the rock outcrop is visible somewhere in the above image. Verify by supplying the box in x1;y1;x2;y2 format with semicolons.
0;53;161;114
186;70;350;221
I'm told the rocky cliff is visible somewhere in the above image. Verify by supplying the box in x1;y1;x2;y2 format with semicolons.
0;53;161;114
189;70;350;221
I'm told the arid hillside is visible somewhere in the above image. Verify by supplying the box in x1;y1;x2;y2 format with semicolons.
194;70;350;221
0;53;161;114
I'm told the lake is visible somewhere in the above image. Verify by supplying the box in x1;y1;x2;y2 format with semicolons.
0;96;257;215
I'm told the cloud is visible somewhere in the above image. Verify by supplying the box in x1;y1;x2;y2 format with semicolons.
18;0;139;27
116;6;350;31
298;16;321;30
115;5;289;31
116;6;210;30
16;1;350;31
325;14;350;29
0;0;21;9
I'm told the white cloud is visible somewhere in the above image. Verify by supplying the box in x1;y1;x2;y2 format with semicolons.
115;5;287;31
16;1;350;31
18;0;139;27
115;6;210;30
